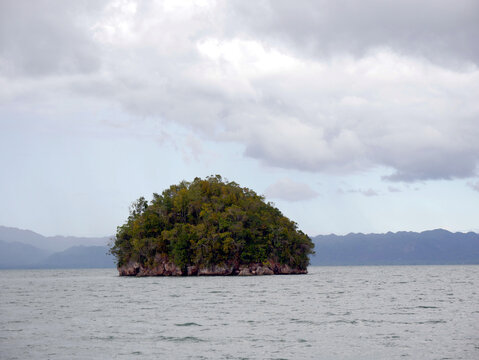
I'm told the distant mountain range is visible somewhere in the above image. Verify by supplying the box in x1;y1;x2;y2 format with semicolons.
310;229;479;266
0;226;110;252
1;226;478;269
38;245;114;269
0;226;114;269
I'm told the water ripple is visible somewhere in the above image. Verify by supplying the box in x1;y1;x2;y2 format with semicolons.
0;266;478;359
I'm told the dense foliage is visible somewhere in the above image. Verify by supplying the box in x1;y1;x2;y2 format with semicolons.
110;175;314;271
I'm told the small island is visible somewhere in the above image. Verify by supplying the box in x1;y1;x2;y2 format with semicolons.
110;175;314;276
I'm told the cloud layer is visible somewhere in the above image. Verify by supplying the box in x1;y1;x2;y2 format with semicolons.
265;178;319;202
228;0;479;66
1;0;479;182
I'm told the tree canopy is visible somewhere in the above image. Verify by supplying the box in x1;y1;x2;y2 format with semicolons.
110;175;314;273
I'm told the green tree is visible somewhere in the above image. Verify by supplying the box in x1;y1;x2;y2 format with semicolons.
110;175;314;272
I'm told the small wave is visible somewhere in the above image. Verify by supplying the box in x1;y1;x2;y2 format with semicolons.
290;318;315;325
416;320;447;324
157;335;204;343
360;319;385;324
330;319;358;324
325;311;351;316
417;306;439;309
89;335;115;341
174;322;201;327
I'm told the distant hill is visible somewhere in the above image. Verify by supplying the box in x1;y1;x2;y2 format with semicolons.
0;226;110;252
310;229;479;266
0;226;114;269
38;246;115;269
0;240;51;269
2;226;479;269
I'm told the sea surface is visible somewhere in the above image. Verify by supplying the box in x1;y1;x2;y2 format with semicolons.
1;266;478;359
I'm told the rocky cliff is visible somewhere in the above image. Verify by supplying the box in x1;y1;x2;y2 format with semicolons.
118;255;307;276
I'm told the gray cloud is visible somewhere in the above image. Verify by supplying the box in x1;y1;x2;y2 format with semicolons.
227;0;479;67
265;178;319;202
347;188;379;197
467;181;479;192
1;0;479;182
388;186;401;193
0;0;104;77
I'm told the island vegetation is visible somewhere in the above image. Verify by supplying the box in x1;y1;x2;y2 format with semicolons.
110;175;314;276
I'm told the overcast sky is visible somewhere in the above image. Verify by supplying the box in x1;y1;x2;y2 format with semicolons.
1;0;478;237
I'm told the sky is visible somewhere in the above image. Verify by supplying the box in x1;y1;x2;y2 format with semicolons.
1;0;479;237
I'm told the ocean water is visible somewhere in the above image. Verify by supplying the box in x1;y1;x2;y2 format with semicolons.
1;266;478;359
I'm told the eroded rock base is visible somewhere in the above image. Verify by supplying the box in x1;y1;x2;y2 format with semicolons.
118;258;307;276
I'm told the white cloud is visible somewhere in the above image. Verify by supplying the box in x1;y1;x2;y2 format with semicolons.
265;178;319;202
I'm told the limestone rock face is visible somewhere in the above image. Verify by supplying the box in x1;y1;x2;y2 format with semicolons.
186;265;198;276
256;266;274;275
118;259;182;277
197;265;235;276
118;261;141;276
238;267;252;276
118;259;307;276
